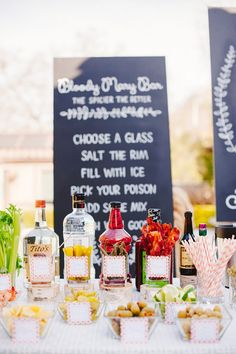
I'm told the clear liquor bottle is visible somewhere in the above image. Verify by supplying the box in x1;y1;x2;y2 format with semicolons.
23;200;60;288
63;193;96;280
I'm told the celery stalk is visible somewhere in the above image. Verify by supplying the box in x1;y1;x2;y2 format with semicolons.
7;205;21;287
0;240;5;270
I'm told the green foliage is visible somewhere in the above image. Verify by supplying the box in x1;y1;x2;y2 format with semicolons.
0;204;22;285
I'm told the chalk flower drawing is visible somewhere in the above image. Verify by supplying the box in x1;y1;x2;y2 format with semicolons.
214;45;236;153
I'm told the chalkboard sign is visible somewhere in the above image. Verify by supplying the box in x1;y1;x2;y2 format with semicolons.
54;57;173;276
209;9;236;221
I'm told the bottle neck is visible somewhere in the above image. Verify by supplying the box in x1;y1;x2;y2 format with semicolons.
35;207;47;228
72;201;85;213
108;208;123;229
184;217;193;235
199;228;207;236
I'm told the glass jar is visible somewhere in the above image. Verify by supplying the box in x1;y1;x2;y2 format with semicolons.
139;209;173;288
197;271;224;303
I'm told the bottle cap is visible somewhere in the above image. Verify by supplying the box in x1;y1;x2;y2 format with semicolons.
73;193;85;201
184;211;192;217
110;201;121;208
199;223;207;229
148;208;161;216
35;200;46;208
148;208;161;222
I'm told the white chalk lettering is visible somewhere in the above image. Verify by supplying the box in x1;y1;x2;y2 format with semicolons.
95;221;101;231
129;150;149;160
124;184;157;195
128;220;146;231
137;77;163;92
129;95;152;103
81;150;105;161
81;168;101;179
86;203;100;213
130;202;148;212
101;77;137;95
88;96;114;104
72;97;86;105
57;78;100;96
70;185;93;196
96;185;121;196
114;133;122;143
103;202;127;213
124;132;154;144
103;167;126;178
73;133;111;145
116;96;129;103
130;166;145;177
109;150;126;161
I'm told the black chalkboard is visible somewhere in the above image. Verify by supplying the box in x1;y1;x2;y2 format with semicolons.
53;57;173;276
209;9;236;222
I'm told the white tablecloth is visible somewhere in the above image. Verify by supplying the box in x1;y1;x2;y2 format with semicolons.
0;278;236;354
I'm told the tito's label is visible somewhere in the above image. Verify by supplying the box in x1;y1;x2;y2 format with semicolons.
25;244;52;281
27;244;52;257
180;245;194;269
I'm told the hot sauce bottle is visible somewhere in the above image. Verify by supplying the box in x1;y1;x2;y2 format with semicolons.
99;202;132;288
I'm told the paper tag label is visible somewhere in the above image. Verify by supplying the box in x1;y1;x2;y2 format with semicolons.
165;303;188;324
27;244;52;256
121;318;148;344
67;302;92;325
12;318;40;343
103;256;126;278
66;256;88;278
29;256;52;282
0;273;11;291
191;318;219;343
146;255;169;279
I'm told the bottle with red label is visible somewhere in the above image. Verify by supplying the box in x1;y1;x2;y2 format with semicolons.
99;201;132;288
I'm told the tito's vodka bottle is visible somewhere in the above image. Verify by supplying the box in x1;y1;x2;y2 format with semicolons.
63;193;96;279
179;211;197;287
23;200;60;289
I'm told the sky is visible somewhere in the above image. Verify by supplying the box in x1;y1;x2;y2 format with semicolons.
0;0;236;132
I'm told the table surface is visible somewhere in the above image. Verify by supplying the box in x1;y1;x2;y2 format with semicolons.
0;278;235;354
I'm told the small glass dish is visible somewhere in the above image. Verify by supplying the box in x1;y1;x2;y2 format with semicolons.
174;304;232;341
58;289;103;323
104;301;160;339
0;302;55;339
